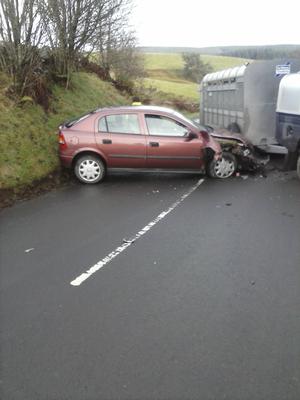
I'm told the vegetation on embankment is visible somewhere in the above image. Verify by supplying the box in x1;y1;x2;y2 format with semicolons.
0;72;129;190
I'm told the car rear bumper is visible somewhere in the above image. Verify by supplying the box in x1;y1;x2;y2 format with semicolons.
60;154;73;168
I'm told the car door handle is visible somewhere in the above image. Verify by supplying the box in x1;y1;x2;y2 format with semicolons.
149;142;159;147
102;139;112;144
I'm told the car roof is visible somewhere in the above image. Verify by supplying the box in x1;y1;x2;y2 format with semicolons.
62;105;197;130
96;105;179;115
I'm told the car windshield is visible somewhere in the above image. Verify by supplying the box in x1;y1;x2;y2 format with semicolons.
192;119;213;132
171;110;201;130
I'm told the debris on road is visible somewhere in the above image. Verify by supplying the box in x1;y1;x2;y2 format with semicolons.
25;248;35;253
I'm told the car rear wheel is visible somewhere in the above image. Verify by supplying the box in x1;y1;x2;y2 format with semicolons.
207;151;237;179
74;155;105;184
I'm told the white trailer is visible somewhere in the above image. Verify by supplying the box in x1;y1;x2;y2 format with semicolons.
200;59;300;153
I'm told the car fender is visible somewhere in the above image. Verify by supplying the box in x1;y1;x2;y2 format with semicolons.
72;147;108;164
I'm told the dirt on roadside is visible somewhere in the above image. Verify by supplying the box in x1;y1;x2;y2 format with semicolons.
0;169;75;209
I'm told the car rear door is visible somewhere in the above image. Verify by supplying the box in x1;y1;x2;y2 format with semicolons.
95;113;146;168
144;114;205;169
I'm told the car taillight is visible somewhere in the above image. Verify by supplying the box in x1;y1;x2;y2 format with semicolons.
58;132;67;150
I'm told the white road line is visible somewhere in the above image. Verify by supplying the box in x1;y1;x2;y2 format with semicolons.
70;178;204;287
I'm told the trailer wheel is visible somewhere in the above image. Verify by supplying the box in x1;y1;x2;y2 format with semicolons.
227;122;241;133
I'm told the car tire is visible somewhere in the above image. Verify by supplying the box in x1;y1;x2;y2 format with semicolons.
207;151;237;179
74;155;106;184
297;154;300;179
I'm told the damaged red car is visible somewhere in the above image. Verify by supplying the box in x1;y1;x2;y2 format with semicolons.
193;120;270;178
58;106;222;184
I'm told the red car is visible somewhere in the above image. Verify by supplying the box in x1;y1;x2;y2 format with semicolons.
58;106;222;184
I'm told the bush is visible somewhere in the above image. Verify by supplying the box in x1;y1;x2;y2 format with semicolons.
182;53;213;82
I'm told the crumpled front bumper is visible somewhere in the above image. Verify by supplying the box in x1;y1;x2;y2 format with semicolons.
211;130;270;172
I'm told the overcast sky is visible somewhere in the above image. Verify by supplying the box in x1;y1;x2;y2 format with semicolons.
130;0;300;48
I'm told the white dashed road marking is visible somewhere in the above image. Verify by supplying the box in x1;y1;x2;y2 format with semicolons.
70;178;204;287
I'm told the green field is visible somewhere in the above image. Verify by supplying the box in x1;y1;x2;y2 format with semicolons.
144;53;248;70
145;78;199;101
143;53;249;102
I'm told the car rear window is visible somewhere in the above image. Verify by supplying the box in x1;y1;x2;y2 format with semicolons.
65;110;96;127
99;114;141;134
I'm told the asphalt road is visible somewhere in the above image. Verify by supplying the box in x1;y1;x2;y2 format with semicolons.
1;170;300;400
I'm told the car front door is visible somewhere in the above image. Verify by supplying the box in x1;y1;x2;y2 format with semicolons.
96;113;146;168
144;114;205;169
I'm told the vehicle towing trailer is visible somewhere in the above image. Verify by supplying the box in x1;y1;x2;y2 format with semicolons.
276;72;300;177
200;59;300;153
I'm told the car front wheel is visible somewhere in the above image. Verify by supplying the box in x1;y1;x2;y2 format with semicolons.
74;155;106;184
207;151;237;179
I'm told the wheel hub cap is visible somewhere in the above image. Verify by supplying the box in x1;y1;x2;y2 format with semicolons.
214;158;235;178
79;160;101;181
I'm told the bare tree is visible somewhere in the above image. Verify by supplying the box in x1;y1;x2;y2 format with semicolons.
96;0;126;78
0;0;143;97
0;0;45;96
95;0;144;88
109;32;145;90
42;0;123;86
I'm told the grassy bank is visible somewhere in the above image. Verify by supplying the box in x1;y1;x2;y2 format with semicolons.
0;72;128;190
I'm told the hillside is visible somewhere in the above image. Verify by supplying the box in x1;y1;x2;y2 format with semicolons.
0;72;129;190
140;44;300;55
143;53;249;102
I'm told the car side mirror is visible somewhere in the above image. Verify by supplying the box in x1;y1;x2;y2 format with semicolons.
185;131;198;141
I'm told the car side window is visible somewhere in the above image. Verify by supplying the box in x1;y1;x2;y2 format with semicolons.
99;117;108;132
145;114;188;137
98;114;141;134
